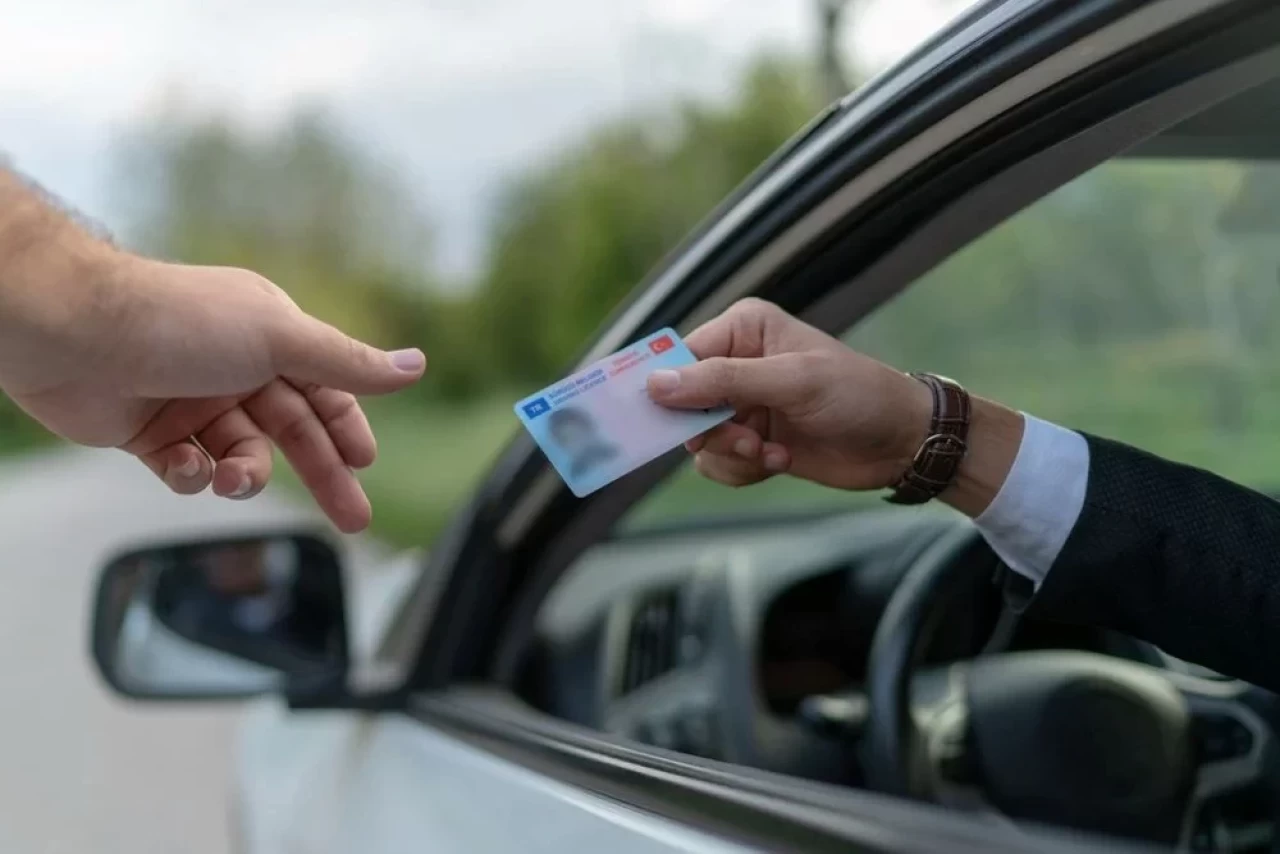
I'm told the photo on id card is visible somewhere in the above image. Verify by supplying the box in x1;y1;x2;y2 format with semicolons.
514;329;733;497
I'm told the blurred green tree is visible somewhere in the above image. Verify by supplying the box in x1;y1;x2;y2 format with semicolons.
849;159;1252;371
114;108;437;350
478;56;824;384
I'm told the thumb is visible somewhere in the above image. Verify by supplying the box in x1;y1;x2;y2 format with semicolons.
646;355;805;410
272;313;426;395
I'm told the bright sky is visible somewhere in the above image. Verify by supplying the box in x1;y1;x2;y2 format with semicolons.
0;0;972;279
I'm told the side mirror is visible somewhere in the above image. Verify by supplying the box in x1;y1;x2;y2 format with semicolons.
91;533;349;701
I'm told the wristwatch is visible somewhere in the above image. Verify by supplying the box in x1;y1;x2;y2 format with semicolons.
884;372;971;505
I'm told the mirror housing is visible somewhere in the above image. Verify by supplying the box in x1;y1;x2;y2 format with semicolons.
91;532;352;702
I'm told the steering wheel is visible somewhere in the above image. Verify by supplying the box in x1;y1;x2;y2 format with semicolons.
861;522;1276;848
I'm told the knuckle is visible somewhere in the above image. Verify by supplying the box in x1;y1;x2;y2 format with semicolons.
695;453;727;482
242;269;292;303
326;393;361;426
732;296;770;316
346;336;380;372
705;357;737;388
696;452;755;489
734;297;782;323
277;409;316;449
779;351;829;392
702;433;731;454
786;350;826;375
342;332;362;363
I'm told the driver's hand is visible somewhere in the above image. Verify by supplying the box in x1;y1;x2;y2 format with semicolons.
645;298;932;491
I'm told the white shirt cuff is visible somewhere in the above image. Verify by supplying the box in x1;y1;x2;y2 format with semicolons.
973;414;1089;587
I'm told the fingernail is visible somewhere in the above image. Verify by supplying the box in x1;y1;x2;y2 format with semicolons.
229;475;253;499
763;450;787;472
648;370;680;393
733;438;754;457
174;456;201;479
389;348;426;373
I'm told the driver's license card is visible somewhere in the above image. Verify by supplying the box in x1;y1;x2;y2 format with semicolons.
514;329;734;497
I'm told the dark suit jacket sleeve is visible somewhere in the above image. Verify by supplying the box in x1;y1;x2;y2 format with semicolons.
1005;432;1280;693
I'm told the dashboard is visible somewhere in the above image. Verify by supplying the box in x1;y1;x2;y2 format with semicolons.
520;506;1280;852
524;508;1161;781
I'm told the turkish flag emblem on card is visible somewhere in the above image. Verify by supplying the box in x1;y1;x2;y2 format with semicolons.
649;334;674;354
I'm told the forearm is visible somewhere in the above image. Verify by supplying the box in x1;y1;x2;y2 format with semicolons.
0;168;106;283
0;169;119;386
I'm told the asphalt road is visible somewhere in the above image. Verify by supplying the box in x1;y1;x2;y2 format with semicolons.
0;446;350;854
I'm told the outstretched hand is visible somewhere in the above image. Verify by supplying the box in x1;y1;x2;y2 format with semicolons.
0;256;425;533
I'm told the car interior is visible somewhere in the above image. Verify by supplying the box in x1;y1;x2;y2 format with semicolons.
512;76;1280;852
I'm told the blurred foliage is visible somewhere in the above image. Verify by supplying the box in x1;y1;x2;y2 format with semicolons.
474;55;822;387
114;108;437;350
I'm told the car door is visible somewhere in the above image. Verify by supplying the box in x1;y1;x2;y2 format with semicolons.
93;0;1280;851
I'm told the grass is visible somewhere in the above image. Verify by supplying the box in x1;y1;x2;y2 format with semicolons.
357;396;517;545
273;395;519;548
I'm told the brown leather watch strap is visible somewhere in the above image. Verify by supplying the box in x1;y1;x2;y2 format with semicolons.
885;373;971;505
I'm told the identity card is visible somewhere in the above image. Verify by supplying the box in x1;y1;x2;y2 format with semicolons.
514;329;733;497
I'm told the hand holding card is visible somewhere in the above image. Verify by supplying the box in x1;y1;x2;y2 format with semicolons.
514;329;733;496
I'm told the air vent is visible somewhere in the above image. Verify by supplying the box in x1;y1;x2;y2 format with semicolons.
620;587;681;695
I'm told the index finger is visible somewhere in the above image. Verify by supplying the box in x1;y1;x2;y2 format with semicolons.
684;313;736;360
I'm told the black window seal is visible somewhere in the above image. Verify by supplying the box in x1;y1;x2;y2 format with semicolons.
411;689;1159;854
